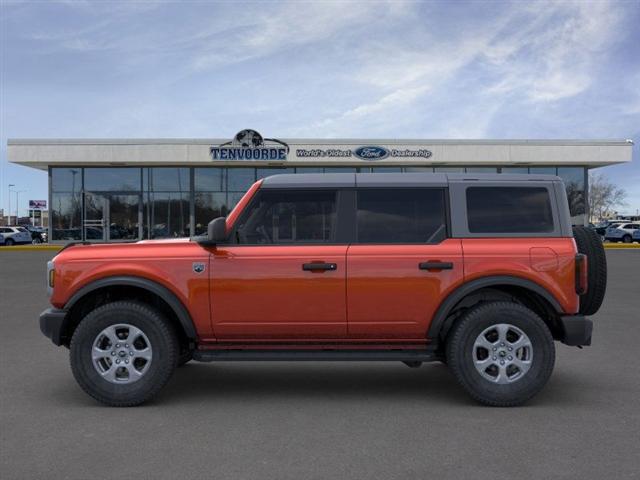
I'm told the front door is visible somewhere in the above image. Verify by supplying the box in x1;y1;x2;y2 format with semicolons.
210;189;347;340
84;193;142;242
346;188;464;339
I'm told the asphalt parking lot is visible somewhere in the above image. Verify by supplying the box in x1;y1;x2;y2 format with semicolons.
1;250;639;479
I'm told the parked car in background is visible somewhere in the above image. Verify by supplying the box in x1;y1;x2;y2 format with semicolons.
21;225;48;244
604;223;640;243
593;221;624;239
632;229;640;242
0;226;32;246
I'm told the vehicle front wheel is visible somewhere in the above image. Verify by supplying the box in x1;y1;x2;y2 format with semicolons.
32;238;42;244
5;239;14;246
70;301;178;407
446;302;555;407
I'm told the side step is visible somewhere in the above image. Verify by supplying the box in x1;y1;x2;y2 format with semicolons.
193;349;438;363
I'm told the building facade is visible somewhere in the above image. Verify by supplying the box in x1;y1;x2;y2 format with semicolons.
7;131;633;243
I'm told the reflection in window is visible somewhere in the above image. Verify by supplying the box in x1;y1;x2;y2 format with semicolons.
227;168;256;191
467;187;554;233
557;167;586;221
465;167;497;173
195;192;227;235
529;167;557;175
256;168;294;180
357;189;446;243
434;167;464;172
145;168;189;192
51;193;81;240
194;168;225;191
85;168;141;191
235;190;336;244
500;167;529;174
145;193;189;239
51;168;82;193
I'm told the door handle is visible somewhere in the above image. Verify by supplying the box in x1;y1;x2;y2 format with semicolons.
419;261;454;271
302;262;337;272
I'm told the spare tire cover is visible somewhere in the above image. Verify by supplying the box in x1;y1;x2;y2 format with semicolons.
572;226;607;315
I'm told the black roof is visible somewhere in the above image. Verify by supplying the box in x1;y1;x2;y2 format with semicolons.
260;172;560;188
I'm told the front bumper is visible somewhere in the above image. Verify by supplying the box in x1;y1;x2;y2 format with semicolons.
39;308;68;346
558;315;593;346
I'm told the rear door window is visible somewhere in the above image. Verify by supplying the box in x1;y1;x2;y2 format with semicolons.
466;187;554;233
356;188;447;243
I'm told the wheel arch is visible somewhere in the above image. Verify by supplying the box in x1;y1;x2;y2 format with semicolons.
61;276;197;347
428;276;563;344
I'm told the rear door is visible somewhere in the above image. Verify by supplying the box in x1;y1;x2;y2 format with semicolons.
346;187;464;339
210;188;348;340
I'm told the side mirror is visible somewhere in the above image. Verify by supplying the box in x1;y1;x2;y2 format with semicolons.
207;217;227;244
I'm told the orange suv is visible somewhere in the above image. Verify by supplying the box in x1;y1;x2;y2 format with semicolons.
39;173;606;407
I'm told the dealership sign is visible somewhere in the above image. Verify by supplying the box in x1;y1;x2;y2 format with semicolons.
29;200;47;209
211;130;433;162
211;129;289;161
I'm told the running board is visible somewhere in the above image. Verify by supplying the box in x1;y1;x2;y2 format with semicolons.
192;349;439;362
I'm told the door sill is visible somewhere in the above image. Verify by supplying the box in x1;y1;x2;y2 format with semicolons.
193;348;438;362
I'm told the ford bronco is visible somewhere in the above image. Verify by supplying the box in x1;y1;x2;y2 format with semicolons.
40;173;606;407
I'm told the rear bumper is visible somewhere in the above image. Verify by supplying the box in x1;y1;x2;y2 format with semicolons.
39;308;68;346
558;315;593;346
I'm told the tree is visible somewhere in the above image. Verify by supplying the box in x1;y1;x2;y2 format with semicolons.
588;172;627;221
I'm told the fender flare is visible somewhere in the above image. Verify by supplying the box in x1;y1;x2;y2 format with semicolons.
65;276;197;340
427;275;563;341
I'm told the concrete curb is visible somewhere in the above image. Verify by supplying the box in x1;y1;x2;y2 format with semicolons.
603;243;640;249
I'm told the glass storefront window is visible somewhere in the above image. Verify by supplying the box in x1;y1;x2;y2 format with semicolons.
85;168;141;191
529;167;557;175
465;167;498;173
51;192;82;240
434;167;464;172
51;168;82;193
145;192;189;239
370;167;402;172
404;167;434;172
557;167;586;220
194;192;227;235
256;168;295;180
294;167;324;173
194;168;225;191
145;168;189;192
227;168;256;191
322;167;357;173
500;167;529;174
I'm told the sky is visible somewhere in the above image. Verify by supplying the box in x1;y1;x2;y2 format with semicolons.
1;0;639;217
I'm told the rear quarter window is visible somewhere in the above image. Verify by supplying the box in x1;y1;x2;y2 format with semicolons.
466;187;554;234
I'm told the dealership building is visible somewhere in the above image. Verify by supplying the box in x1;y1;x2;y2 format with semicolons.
7;132;633;243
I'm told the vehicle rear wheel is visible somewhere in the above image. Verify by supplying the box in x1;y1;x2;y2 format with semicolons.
622;235;632;243
572;226;607;315
446;302;555;407
70;301;178;407
32;238;42;244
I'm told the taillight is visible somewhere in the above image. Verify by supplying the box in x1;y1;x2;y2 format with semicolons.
575;254;588;295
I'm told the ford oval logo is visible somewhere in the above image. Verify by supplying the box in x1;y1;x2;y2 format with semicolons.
354;146;389;160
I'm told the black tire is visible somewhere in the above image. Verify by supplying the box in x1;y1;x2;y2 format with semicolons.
446;302;555;407
572;226;607;315
32;238;42;244
70;301;178;407
5;238;14;246
622;235;632;244
177;350;193;367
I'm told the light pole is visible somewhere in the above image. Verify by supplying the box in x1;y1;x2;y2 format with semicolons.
15;190;26;224
8;184;15;225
